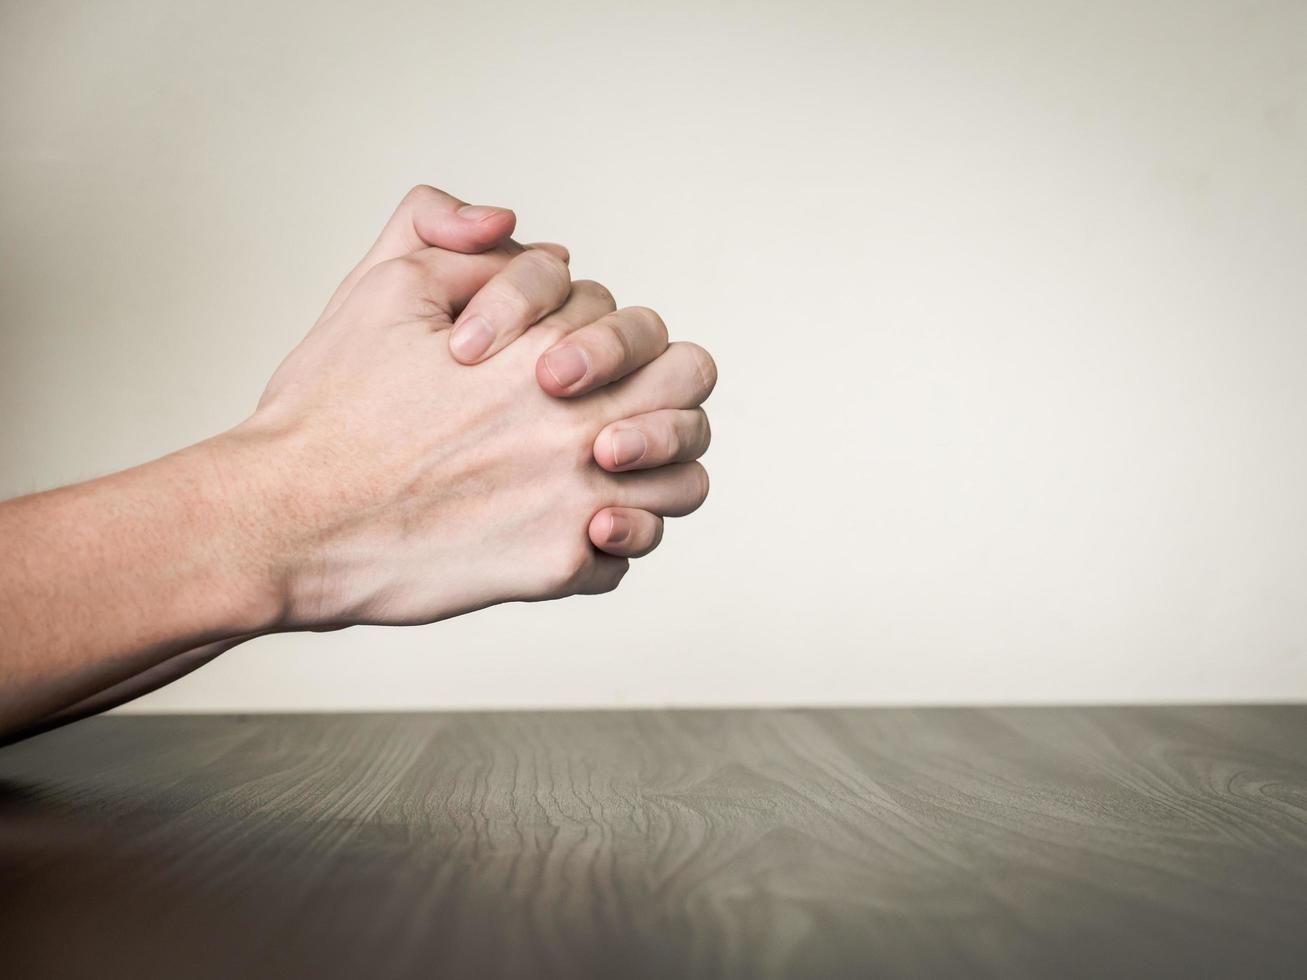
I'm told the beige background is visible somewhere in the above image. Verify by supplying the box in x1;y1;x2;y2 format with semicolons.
2;0;1305;709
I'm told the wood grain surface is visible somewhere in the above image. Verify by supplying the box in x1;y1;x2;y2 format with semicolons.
1;707;1306;978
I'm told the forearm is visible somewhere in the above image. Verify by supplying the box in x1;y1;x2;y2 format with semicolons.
0;428;287;738
0;635;253;746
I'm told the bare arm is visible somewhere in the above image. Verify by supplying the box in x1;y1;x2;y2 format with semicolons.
0;436;290;737
0;636;248;746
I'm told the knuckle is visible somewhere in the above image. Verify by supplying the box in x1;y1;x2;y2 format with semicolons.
403;183;436;203
631;517;665;558
628;305;668;343
680;342;718;397
544;544;593;594
366;255;426;296
492;277;534;315
520;248;570;286
651;517;666;551
573;280;617;312
591;558;630;594
602;315;638;366
688;462;711;506
696;410;713;452
664;417;683;459
494;252;569;315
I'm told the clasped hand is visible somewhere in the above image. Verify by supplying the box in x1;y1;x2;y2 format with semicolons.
248;184;716;628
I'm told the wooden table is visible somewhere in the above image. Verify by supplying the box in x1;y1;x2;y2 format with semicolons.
2;707;1305;978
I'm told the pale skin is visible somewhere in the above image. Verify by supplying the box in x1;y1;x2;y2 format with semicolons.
0;185;715;743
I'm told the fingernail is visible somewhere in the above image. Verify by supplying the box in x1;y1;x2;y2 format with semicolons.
457;204;504;221
543;346;589;388
450;315;494;361
606;513;632;544
609;429;647;467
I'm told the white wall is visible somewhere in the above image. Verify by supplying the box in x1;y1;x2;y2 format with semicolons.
2;0;1304;709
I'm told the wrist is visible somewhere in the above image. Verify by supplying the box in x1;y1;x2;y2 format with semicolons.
210;411;387;632
174;421;305;636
